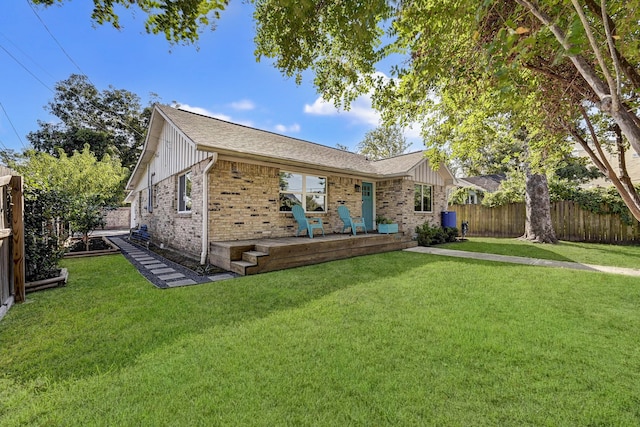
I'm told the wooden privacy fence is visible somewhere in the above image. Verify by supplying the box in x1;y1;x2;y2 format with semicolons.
0;166;25;319
449;201;640;244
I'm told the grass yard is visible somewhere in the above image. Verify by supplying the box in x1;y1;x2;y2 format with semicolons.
440;237;640;269
1;246;640;426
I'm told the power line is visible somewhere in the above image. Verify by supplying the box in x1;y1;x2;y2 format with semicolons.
0;102;26;149
0;43;52;92
0;30;56;82
2;1;149;151
25;1;148;142
26;0;86;76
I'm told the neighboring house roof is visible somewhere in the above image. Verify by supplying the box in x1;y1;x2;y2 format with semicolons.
457;174;506;192
127;104;455;191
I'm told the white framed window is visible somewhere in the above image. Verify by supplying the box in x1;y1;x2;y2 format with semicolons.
178;171;192;213
279;172;326;212
414;184;432;212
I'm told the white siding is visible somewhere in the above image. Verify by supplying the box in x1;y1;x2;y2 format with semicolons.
133;121;212;193
409;160;444;185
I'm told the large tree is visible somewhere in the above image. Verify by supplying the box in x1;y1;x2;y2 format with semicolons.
358;125;410;160
27;74;152;171
34;1;640;222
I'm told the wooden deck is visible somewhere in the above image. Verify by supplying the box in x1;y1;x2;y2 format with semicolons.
209;232;417;276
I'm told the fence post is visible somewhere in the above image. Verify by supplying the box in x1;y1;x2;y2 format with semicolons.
11;176;24;303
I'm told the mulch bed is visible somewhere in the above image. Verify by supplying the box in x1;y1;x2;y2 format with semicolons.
68;237;113;253
148;244;226;276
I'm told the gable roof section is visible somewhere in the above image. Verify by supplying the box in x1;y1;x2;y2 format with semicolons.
372;151;429;175
127;104;455;192
156;104;378;175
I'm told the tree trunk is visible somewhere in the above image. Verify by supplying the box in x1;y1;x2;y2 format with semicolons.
522;169;558;243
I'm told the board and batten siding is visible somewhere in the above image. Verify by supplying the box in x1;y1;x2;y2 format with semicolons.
408;160;445;186
132;121;212;193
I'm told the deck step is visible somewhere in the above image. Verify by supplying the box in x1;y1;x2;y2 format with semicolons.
230;260;256;275
212;233;417;276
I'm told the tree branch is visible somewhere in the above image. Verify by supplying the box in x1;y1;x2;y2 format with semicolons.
570;0;618;107
600;0;623;96
515;0;611;100
583;0;640;90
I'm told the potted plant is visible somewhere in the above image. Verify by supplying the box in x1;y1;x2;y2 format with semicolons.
376;215;398;234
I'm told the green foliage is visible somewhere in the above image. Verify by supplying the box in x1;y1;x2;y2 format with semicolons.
481;172;526;207
357;124;410;160
448;186;484;205
32;0;227;44
375;215;393;224
10;146;129;206
476;171;637;226
6;147;129;278
549;181;639;225
22;188;69;282
415;222;458;246
26;74;151;171
68;196;107;252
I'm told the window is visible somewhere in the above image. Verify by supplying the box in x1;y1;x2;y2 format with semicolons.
178;172;192;212
279;172;326;212
414;184;432;212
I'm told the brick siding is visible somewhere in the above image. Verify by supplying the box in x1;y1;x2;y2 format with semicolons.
376;178;448;236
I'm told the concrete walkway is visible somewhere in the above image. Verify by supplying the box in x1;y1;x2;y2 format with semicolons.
405;246;640;277
109;236;236;288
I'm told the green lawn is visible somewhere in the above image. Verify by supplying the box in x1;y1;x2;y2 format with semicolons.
440;237;640;269
1;247;640;426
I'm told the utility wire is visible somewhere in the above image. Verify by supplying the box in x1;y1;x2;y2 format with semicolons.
26;0;86;76
5;1;149;150
0;43;52;92
0;102;26;149
26;0;148;142
0;30;56;82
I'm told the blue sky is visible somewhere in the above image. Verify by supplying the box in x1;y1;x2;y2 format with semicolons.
0;1;421;155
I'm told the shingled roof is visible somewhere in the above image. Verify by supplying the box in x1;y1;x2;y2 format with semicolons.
130;104;448;188
156;105;395;176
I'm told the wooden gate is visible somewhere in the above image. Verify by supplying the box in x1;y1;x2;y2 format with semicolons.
0;167;24;320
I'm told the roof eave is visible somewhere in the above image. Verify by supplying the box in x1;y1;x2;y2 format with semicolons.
125;106;165;191
195;144;387;179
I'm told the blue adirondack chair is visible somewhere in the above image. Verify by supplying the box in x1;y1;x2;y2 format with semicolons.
292;205;325;238
338;205;367;236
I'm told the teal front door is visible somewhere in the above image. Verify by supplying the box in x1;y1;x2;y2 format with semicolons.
362;182;374;230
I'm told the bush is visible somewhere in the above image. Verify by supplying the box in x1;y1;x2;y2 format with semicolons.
24;188;69;282
415;222;458;246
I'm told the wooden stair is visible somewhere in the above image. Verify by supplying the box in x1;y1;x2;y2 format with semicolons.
212;233;416;276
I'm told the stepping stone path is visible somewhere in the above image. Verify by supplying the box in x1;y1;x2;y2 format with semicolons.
109;236;236;288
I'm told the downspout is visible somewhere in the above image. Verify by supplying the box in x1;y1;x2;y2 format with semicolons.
200;153;218;265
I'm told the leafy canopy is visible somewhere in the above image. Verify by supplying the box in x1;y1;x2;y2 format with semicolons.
357;125;410;160
31;0;228;44
27;74;152;171
8;145;129;206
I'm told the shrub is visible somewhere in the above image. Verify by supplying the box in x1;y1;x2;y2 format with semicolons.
415;222;458;246
23;188;69;282
375;215;394;224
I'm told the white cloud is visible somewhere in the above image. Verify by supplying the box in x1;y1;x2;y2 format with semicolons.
304;94;381;126
303;98;338;116
302;71;392;127
176;103;218;118
230;99;256;111
176;103;254;127
275;123;301;133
